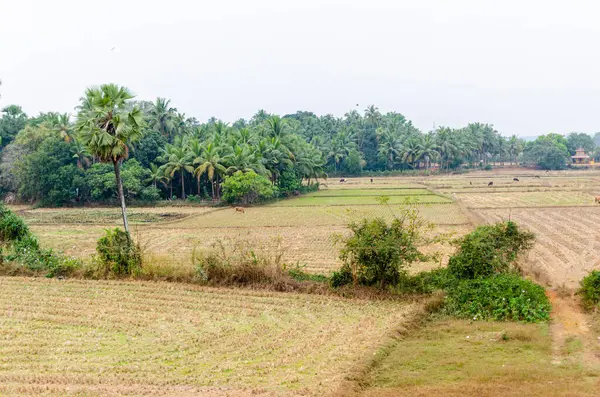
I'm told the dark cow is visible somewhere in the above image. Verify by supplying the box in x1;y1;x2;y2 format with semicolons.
370;178;373;183
339;178;346;183
488;181;494;186
469;181;472;185
513;178;519;182
534;175;540;179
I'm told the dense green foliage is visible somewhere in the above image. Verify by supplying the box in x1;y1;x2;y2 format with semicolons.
221;171;277;205
334;207;430;288
0;203;81;277
444;274;551;322
579;270;600;311
448;221;535;279
95;228;142;276
523;134;571;170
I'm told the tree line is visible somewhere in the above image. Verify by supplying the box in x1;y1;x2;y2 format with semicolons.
0;85;598;207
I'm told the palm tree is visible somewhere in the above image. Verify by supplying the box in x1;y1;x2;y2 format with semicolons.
75;84;144;234
377;128;402;170
435;127;459;170
400;138;420;168
364;105;381;127
71;138;91;169
416;134;440;170
161;144;194;200
265;115;289;139
193;142;227;200
147;163;167;189
148;98;176;139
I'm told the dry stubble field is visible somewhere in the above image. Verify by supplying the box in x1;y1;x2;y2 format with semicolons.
19;178;466;274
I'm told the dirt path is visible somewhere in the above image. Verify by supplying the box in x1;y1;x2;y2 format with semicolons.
547;290;600;368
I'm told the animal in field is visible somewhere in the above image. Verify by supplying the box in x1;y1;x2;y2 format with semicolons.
595;196;600;204
488;181;494;186
234;207;245;214
339;178;346;183
535;175;541;178
513;178;519;182
370;178;373;183
469;181;472;185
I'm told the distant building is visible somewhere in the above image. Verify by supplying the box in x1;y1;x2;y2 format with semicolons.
571;148;591;165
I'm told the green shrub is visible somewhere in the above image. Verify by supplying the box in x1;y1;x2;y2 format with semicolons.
579;270;600;311
0;205;31;243
330;263;354;288
336;209;429;288
140;186;161;202
96;228;142;276
448;221;534;279
186;194;203;203
484;164;493;170
221;171;277;205
444;274;551;322
397;268;456;294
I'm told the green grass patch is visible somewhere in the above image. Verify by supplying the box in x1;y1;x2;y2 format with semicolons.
304;188;432;197
366;319;596;395
272;195;451;206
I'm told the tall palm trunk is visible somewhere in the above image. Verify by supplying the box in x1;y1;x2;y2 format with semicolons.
197;175;201;196
113;159;129;234
180;171;186;200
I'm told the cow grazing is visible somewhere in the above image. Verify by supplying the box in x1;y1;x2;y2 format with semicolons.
488;182;494;186
339;178;346;183
469;181;472;185
234;207;245;214
595;196;600;204
513;178;519;182
534;175;541;179
370;178;373;183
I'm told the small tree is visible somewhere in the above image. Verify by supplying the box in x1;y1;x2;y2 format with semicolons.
448;221;534;279
221;171;276;205
336;206;430;288
75;84;144;234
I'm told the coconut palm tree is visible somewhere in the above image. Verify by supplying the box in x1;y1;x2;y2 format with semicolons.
193;142;227;200
71;138;91;169
377;128;402;170
75;84;144;233
161;144;194;200
416;134;440;170
148;98;176;139
147;163;167;189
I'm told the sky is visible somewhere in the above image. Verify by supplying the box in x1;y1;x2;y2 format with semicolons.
1;0;599;137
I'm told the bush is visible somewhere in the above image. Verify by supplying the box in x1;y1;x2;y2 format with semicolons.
336;208;429;288
579;270;600;311
397;268;456;294
221;171;277;205
448;221;534;279
95;228;142;276
483;164;493;170
277;167;302;197
140;186;161;202
444;274;551;322
0;205;31;242
330;263;354;288
186;194;203;203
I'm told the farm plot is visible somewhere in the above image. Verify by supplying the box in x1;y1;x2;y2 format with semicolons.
271;194;450;206
0;277;417;397
456;191;596;208
14;206;215;225
475;207;600;288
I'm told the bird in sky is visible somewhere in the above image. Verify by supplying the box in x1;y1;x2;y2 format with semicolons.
110;47;116;51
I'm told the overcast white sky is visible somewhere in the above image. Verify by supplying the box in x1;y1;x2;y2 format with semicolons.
1;0;599;136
